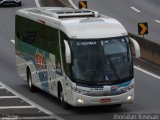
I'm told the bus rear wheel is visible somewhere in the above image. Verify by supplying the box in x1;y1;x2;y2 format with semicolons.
27;69;37;92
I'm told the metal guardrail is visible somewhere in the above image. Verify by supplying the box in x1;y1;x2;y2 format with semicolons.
129;33;160;65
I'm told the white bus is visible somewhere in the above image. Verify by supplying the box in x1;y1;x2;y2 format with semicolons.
15;7;140;108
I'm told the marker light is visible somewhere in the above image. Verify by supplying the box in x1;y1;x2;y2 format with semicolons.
77;98;84;104
127;96;132;101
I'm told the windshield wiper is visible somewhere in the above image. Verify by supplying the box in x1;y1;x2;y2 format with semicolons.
106;55;120;80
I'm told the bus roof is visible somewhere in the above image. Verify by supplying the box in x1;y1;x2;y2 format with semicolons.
16;7;128;39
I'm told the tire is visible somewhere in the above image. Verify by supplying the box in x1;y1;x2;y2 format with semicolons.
0;4;3;7
59;87;70;109
114;104;122;107
17;2;21;7
27;70;37;92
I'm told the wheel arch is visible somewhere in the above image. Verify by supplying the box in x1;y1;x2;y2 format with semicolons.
57;81;63;99
26;66;30;82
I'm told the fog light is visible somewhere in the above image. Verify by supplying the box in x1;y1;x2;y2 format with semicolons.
127;96;132;100
77;98;84;104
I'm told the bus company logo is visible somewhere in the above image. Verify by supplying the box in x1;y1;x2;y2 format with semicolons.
111;85;119;91
35;50;45;70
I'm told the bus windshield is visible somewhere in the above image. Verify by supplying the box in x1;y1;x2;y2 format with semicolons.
70;37;133;85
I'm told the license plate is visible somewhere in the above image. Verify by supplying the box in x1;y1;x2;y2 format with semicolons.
100;98;111;103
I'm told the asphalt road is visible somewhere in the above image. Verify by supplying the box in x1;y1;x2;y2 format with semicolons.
72;0;160;44
0;0;160;120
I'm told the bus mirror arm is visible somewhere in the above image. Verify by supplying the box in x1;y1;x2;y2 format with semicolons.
129;37;141;58
64;40;71;64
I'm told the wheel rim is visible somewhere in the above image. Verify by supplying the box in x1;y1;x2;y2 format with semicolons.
28;75;32;88
60;91;64;103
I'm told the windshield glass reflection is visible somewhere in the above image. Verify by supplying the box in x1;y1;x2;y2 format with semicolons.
70;37;133;85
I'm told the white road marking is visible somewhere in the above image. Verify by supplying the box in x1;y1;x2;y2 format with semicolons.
68;0;78;9
155;20;160;24
0;81;52;114
0;86;4;89
0;96;19;99
10;39;15;44
35;0;40;7
130;6;141;13
0;106;35;109
0;82;64;120
16;116;56;120
134;66;160;80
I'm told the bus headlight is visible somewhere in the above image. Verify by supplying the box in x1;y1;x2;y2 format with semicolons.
127;96;132;101
77;98;84;104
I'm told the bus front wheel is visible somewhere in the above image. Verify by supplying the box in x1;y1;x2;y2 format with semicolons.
113;104;122;107
59;86;69;109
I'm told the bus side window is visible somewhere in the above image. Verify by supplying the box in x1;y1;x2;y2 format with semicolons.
60;32;71;78
16;32;20;38
23;32;37;44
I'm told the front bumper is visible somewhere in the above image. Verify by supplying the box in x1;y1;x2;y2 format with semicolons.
70;88;134;107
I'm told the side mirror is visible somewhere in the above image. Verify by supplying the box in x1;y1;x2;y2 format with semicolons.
64;40;71;64
129;37;141;58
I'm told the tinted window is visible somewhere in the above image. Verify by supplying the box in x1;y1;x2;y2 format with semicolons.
16;15;59;54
